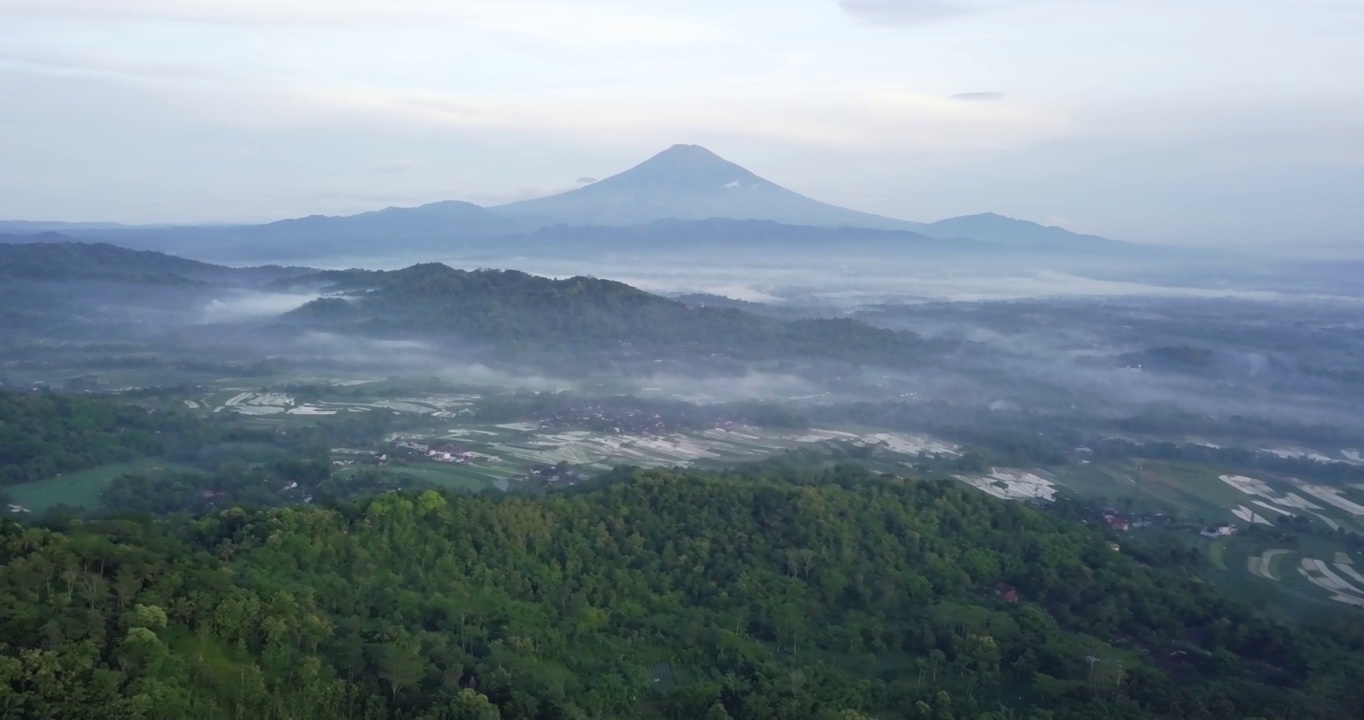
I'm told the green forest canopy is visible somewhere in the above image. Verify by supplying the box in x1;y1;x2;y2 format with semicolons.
3;465;1362;719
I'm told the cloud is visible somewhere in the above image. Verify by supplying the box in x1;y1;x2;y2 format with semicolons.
839;0;976;25
0;0;470;26
290;83;1071;153
0;1;729;46
201;292;319;322
370;159;422;174
952;91;1006;101
575;177;598;184
0;49;220;81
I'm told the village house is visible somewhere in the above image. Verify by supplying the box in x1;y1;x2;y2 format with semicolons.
994;582;1021;603
1200;524;1237;538
1102;514;1131;532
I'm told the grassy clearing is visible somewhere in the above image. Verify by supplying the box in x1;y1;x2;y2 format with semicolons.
1207;536;1231;570
6;460;204;514
348;463;517;492
1052;460;1231;519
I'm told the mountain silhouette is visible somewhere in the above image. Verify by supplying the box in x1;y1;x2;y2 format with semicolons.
918;213;1132;251
2;146;1142;261
260;200;521;238
492;144;919;230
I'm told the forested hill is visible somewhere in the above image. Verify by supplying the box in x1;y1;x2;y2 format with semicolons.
0;239;306;285
286;263;920;363
0;238;220;283
2;465;1362;719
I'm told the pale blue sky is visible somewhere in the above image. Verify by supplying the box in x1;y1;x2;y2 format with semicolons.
0;0;1360;246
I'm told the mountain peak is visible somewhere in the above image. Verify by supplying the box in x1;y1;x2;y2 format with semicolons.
616;144;761;189
490;145;919;231
656;143;723;159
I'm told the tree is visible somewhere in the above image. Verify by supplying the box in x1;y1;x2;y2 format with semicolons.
123;603;168;633
116;626;169;675
705;702;733;720
426;688;501;720
370;640;426;701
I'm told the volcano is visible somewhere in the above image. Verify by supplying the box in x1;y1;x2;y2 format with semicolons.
491;144;919;230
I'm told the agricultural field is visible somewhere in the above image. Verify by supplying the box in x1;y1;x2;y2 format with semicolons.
1257;445;1358;464
1049;460;1354;528
403;425;961;472
197;389;479;418
166;382;969;473
5;460;204;514
952;469;1058;501
1204;533;1364;617
1047;459;1364;614
341;461;520;493
1049;459;1364;537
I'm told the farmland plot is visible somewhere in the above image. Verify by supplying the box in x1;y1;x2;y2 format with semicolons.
1298;558;1364;607
1246;549;1293;581
1292;481;1364;516
953;469;1057;502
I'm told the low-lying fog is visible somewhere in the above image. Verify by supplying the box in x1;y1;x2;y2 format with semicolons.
12;242;1362;438
293;250;1364;308
200;292;321;323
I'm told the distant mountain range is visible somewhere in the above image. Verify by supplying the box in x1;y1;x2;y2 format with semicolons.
0;144;1137;261
916;213;1136;251
259;200;522;240
0;221;135;233
500;218;997;257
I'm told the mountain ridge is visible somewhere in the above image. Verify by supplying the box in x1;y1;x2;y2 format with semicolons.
261;199;522;237
2;145;1139;259
919;212;1134;250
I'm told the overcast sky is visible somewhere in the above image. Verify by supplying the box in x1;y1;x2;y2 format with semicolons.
1;0;1360;246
